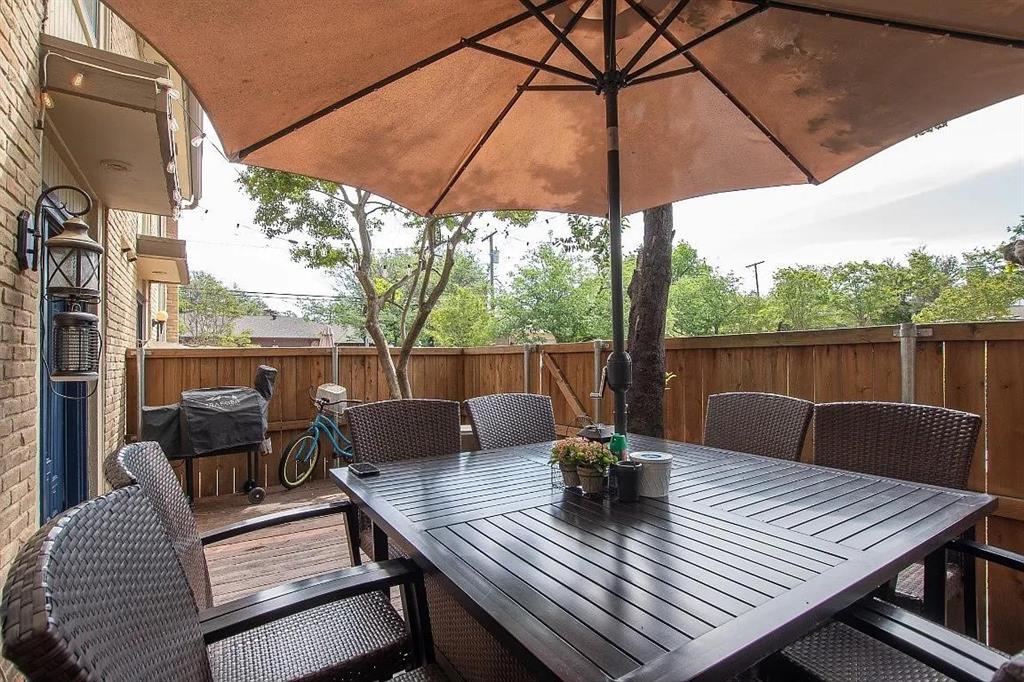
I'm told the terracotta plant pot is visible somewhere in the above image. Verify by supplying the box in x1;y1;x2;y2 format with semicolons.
558;461;580;488
576;466;606;495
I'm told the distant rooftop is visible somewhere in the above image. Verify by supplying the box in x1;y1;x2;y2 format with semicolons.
231;314;363;344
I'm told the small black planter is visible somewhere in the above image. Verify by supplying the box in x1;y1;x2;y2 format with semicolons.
613;461;642;503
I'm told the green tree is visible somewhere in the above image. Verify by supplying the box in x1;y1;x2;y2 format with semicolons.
239;167;533;397
903;248;959;317
179;271;263;346
670;241;702;280
426;288;497;346
669;267;744;336
761;266;839;331
826;261;908;326
916;262;1024;323
496;244;611;343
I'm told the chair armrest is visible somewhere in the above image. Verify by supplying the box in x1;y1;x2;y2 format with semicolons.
841;597;1007;682
200;559;420;644
200;499;352;545
947;538;1024;573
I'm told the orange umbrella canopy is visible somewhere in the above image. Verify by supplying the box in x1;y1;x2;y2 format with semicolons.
108;0;1024;219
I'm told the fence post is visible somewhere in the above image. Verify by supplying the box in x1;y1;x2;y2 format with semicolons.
331;344;339;385
894;323;932;403
523;344;533;393
591;339;606;421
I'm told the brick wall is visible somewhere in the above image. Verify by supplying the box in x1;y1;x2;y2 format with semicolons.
97;9;142;457
102;209;138;459
165;217;179;342
0;1;44;679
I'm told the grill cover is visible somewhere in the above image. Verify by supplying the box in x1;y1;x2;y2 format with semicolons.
140;404;182;456
179;387;268;456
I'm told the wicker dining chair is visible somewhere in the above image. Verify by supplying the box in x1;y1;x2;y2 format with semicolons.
1;485;447;682
464;393;557;451
703;392;814;461
104;442;445;681
813;401;981;489
768;401;985;682
346;399;462;561
815;401;982;613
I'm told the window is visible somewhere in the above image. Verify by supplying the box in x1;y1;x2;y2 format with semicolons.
80;0;100;42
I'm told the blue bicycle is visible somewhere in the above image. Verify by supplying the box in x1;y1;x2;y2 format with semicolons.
278;389;362;489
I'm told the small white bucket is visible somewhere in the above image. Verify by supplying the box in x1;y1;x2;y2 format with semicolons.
628;451;673;498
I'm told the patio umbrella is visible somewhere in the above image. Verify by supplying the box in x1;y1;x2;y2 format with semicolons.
107;0;1024;433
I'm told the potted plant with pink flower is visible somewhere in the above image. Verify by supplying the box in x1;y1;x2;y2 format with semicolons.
551;437;615;494
550;436;586;487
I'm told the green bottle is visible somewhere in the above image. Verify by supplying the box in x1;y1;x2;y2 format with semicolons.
609;433;627;462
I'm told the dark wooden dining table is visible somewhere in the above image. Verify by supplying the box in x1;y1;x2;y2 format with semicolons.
331;435;996;682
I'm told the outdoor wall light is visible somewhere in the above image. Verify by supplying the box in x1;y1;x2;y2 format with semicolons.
51;311;101;382
44;216;104;302
152;309;168;341
19;185;104;386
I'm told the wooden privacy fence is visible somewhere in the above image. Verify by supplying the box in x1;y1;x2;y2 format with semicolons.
126;320;1024;651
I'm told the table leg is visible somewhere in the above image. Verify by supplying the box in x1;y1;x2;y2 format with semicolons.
184;458;194;505
344;505;362;566
961;527;978;638
923;546;946;624
373;523;390;561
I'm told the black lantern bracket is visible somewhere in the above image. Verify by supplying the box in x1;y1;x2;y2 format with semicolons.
17;185;93;273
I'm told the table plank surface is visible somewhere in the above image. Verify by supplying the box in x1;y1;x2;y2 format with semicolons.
332;435;995;681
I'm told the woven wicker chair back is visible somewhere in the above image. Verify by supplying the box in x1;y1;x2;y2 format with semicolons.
814;401;981;489
1;486;212;681
347;399;462;464
704;392;814;461
104;441;214;609
465;393;557;451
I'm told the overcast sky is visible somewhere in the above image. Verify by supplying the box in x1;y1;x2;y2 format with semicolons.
179;95;1024;313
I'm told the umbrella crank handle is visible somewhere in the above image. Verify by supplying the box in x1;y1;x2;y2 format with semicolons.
589;366;607;400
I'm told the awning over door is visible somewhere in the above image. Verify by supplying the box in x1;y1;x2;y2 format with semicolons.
135;235;189;285
40;34;196;216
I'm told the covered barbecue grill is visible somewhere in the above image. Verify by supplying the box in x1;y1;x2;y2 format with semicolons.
141;365;277;503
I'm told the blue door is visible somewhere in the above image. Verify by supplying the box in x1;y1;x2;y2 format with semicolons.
39;207;90;522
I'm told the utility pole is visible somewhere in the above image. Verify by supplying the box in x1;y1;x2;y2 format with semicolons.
482;230;497;308
746;260;765;297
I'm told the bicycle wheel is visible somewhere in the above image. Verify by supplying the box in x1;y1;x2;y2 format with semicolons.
278;431;320;490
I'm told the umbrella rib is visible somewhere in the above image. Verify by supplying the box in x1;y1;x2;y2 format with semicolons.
235;0;571;161
461;41;597;85
626;65;697;87
687;52;818;184
518;0;603;79
735;0;1024;50
624;4;765;81
620;0;693;77
429;0;598;216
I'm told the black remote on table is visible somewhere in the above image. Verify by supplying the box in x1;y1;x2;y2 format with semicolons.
349;462;381;477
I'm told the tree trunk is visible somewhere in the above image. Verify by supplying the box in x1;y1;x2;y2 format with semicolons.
364;305;403;400
395;353;414;399
627;204;674;437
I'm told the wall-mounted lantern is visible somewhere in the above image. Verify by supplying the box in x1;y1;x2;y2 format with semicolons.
44;217;103;302
19;185;103;384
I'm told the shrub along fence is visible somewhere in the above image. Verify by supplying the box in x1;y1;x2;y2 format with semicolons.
126;320;1024;651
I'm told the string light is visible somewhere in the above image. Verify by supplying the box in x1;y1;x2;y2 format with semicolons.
190;133;205;147
71;72;85;88
166;160;176;174
41;90;55;109
169;116;179;132
166;88;181;100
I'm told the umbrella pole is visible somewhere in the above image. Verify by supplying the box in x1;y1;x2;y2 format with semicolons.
603;0;631;437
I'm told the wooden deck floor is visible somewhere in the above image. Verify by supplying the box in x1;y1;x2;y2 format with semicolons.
193;479;358;604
